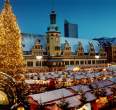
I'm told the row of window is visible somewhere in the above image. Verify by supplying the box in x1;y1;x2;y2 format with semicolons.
27;61;46;67
64;60;106;65
26;60;106;67
65;47;71;50
34;45;42;49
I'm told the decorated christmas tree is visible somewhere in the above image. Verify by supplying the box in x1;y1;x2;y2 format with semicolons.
0;0;26;75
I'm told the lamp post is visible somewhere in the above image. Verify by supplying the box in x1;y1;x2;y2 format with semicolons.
36;56;43;70
95;55;100;68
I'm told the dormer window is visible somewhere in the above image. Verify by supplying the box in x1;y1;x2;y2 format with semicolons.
76;42;84;57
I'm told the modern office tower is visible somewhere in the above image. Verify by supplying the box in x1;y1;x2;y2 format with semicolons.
64;20;78;38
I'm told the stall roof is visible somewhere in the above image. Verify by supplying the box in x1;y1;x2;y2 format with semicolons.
91;80;113;88
69;85;91;93
109;77;116;83
105;87;113;96
85;92;96;102
29;88;75;104
54;95;82;108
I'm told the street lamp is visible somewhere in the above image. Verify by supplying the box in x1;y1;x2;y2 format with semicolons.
95;55;100;67
36;56;42;60
95;55;100;59
36;56;43;68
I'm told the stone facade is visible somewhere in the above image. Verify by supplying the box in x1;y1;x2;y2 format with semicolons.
94;38;116;63
112;45;116;63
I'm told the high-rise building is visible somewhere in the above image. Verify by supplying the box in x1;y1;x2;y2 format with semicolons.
64;20;78;38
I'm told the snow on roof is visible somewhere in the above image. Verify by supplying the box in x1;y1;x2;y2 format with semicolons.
91;80;113;88
22;33;100;53
107;65;116;71
109;77;116;83
112;38;116;46
60;37;100;53
56;95;82;108
22;33;46;52
66;66;75;71
29;88;74;104
105;87;113;96
70;85;91;93
94;37;116;46
85;92;96;102
65;96;82;108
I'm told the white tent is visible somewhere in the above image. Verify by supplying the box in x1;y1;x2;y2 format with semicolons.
29;88;74;104
107;65;116;71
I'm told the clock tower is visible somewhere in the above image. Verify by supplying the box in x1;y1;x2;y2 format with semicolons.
46;10;61;56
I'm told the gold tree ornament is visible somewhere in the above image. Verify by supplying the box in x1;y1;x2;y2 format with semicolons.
0;0;26;75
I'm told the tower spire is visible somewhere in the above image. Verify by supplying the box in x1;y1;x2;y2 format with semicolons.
50;0;56;25
50;10;56;24
5;0;10;3
51;0;55;11
47;0;59;33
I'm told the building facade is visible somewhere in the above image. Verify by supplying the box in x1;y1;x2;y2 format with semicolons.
22;11;107;72
64;20;78;38
94;38;116;63
111;40;116;63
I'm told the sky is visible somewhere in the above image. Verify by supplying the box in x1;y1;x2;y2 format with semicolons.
0;0;116;39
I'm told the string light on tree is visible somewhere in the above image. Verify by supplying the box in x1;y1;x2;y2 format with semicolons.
0;0;26;75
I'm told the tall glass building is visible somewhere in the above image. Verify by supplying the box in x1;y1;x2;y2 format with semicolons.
64;20;78;38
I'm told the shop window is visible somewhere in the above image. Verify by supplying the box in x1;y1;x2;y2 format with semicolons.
80;61;84;65
76;61;79;65
65;61;69;65
70;61;74;65
88;60;91;64
27;61;33;67
92;60;95;64
36;61;40;66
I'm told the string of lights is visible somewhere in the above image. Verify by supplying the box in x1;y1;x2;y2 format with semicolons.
0;0;26;75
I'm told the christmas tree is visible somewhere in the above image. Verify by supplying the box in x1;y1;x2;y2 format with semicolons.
0;0;26;75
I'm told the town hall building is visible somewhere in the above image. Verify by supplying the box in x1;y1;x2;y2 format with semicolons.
22;10;107;72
